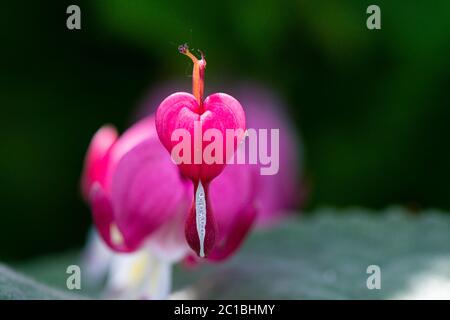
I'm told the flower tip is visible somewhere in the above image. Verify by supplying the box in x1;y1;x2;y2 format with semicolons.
178;43;189;54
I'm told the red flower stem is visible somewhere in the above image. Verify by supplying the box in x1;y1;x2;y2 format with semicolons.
178;44;206;112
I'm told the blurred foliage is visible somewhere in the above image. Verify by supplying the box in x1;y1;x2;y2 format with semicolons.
0;0;449;260
0;263;80;299
11;209;450;299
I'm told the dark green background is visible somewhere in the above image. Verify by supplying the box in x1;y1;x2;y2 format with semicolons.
1;0;449;260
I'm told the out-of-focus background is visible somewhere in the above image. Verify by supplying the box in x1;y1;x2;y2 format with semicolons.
1;0;449;263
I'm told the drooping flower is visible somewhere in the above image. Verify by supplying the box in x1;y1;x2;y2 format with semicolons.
82;114;259;257
155;44;246;258
135;81;303;227
81;49;302;298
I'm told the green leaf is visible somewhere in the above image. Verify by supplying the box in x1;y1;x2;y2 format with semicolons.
171;207;450;299
0;263;82;299
8;208;450;299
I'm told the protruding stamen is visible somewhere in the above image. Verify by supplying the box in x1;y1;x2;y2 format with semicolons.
185;181;216;257
178;43;206;108
195;180;207;258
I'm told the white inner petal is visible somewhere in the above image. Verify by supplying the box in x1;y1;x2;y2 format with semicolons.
195;181;207;258
110;223;124;246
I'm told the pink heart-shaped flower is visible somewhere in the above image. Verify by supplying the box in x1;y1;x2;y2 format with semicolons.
154;44;246;257
156;92;245;182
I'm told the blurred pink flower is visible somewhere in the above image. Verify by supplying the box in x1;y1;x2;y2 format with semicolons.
232;84;303;226
81;117;191;259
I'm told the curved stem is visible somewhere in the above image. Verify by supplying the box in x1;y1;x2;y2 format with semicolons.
178;43;206;110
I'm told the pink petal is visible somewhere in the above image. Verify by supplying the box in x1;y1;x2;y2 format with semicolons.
199;93;246;181
207;203;257;261
90;182;135;252
209;163;254;241
102;116;157;192
206;163;257;260
155;92;246;182
81;126;118;201
110;138;192;251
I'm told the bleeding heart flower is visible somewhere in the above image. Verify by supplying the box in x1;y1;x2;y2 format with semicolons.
135;81;303;227
81;76;302;298
155;44;246;258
